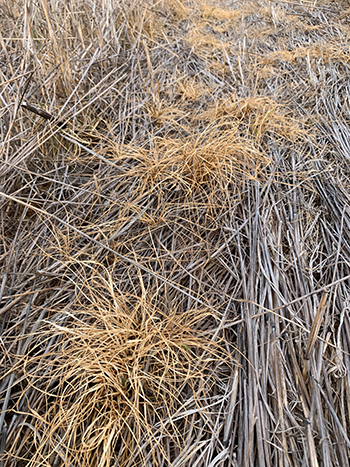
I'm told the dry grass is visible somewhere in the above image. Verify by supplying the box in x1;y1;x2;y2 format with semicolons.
1;0;350;466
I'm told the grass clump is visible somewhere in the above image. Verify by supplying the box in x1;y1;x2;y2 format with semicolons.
10;281;230;466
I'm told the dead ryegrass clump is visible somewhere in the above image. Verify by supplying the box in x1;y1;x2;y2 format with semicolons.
200;3;242;21
6;278;231;467
260;43;350;67
2;0;350;466
120;130;265;189
199;96;306;143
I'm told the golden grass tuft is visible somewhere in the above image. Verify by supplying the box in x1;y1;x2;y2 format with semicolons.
10;278;230;467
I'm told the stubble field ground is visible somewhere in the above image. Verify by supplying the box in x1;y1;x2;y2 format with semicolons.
1;0;350;466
